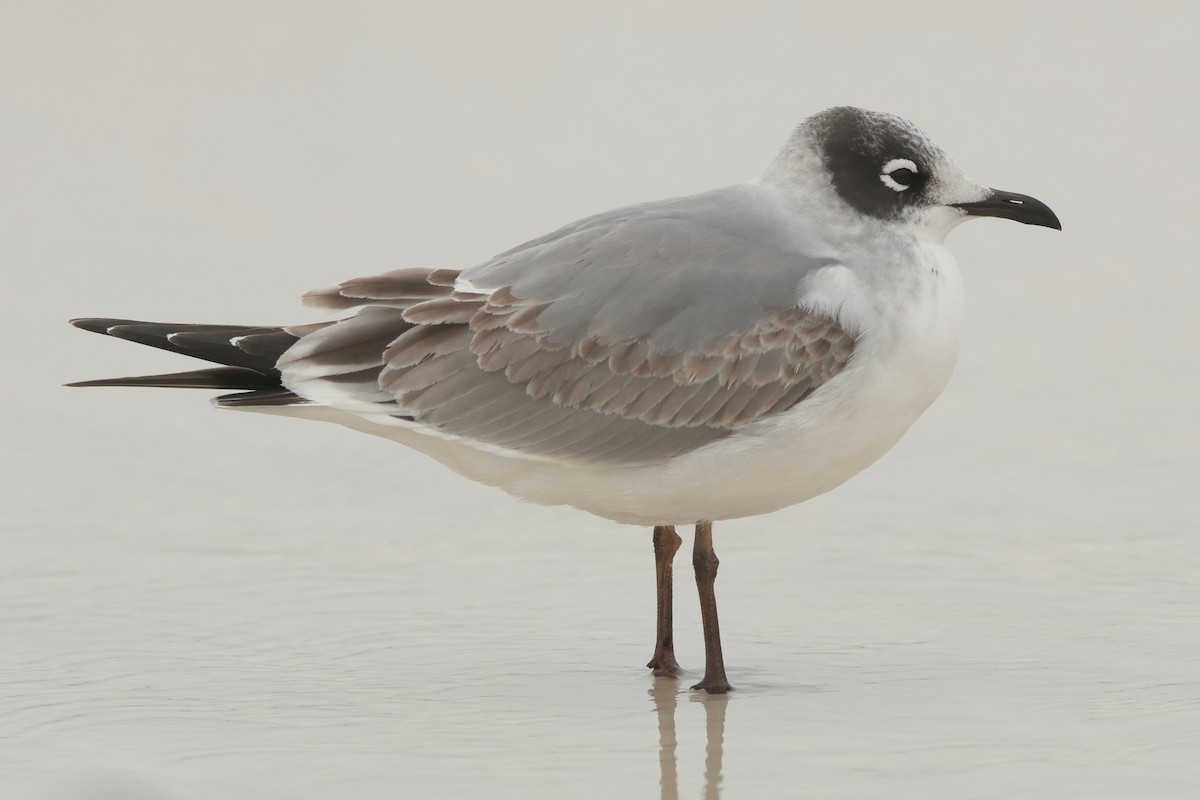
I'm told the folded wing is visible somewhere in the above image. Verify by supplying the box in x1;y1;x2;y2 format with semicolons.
281;185;857;466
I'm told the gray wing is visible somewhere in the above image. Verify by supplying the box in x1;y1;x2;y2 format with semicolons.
280;184;857;466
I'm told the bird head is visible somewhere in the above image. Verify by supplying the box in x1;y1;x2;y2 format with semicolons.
773;106;1061;242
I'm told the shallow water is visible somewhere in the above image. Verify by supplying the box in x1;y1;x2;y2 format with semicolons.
4;410;1198;798
4;3;1200;798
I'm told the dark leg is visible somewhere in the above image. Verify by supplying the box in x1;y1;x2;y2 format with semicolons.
691;521;732;693
647;525;683;677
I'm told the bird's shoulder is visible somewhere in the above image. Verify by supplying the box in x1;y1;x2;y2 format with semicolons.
459;181;841;353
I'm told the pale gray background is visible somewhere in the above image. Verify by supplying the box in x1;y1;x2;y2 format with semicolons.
2;2;1198;798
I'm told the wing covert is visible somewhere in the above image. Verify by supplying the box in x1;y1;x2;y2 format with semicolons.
282;185;857;465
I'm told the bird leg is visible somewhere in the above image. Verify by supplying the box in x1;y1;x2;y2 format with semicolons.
646;524;683;677
691;521;732;693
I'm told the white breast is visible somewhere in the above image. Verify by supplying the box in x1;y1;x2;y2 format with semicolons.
546;241;966;524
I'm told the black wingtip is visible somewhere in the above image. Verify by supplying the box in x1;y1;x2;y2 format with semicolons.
70;318;116;334
64;378;124;388
69;317;155;334
68;317;298;377
64;366;282;390
63;376;145;388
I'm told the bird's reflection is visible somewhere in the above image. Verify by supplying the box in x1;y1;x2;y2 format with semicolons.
649;678;728;800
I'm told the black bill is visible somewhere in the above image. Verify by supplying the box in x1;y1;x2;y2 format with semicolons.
953;189;1062;230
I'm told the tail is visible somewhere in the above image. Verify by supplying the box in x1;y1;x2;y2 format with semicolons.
66;318;308;407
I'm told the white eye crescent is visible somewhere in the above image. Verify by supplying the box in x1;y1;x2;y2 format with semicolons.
880;158;919;192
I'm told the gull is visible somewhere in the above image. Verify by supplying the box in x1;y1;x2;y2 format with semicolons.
68;106;1060;693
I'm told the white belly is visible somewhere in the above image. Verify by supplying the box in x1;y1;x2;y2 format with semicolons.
250;246;964;526
517;246;964;524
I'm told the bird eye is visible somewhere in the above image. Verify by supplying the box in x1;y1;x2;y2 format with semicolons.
880;158;919;192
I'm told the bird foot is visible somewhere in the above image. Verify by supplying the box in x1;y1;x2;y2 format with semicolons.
647;653;683;678
690;676;732;694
